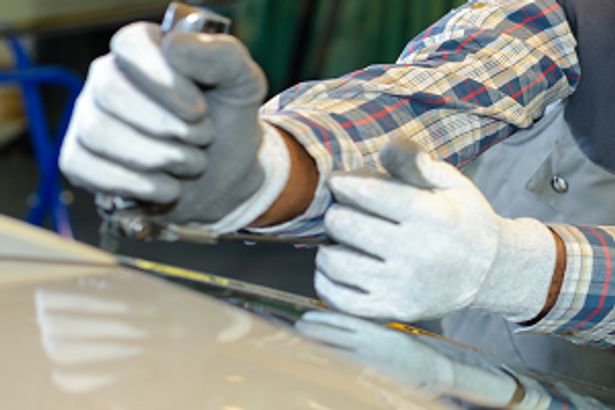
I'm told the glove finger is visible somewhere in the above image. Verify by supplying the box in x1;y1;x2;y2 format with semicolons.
110;22;206;122
295;317;354;352
60;129;180;203
316;245;385;289
35;289;133;315
379;139;469;189
324;204;396;259
37;313;145;340
41;339;142;366
90;55;213;146
298;312;402;357
162;33;267;104
315;270;378;318
328;174;435;222
49;369;118;393
77;85;206;177
301;311;381;333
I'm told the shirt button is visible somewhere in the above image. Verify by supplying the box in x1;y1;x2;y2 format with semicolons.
551;175;569;193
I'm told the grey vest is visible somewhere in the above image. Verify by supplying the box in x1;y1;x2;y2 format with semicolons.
443;101;615;386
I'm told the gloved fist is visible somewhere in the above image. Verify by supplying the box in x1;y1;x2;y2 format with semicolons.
315;140;556;323
60;22;290;232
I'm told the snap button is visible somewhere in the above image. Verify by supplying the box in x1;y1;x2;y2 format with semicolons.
470;2;487;9
551;175;568;193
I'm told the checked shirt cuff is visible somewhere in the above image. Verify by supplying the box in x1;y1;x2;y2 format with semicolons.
518;224;615;347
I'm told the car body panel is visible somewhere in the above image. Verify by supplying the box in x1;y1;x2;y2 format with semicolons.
0;215;445;409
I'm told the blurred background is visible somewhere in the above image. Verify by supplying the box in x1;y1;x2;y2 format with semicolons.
0;0;463;296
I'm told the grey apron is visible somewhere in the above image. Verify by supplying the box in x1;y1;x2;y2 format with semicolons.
442;100;615;386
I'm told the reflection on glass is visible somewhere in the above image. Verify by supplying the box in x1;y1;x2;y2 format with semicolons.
33;276;252;398
35;279;149;393
32;260;614;409
143;261;615;409
295;311;612;409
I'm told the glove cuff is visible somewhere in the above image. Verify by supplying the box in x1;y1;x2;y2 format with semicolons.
198;121;291;233
473;218;556;322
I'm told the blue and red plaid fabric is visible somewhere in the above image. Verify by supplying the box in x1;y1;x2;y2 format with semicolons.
253;0;615;345
525;225;615;347
256;0;579;237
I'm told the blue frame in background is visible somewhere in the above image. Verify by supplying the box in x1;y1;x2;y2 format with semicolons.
1;36;83;237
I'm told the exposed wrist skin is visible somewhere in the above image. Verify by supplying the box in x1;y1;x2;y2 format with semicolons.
249;125;319;227
520;228;567;326
247;125;568;324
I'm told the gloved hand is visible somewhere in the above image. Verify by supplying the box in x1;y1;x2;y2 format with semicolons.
60;22;290;232
296;311;519;406
315;140;556;322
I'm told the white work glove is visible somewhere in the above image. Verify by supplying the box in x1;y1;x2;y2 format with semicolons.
60;22;290;232
315;140;556;322
296;311;519;407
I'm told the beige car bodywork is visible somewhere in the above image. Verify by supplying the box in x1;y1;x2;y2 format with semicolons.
0;215;446;410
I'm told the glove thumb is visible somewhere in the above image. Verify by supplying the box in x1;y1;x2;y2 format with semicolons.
379;139;467;189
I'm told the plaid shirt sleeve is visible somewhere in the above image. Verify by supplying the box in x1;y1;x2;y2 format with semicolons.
250;0;579;237
521;225;615;347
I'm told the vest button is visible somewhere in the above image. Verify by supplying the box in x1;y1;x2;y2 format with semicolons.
551;175;568;193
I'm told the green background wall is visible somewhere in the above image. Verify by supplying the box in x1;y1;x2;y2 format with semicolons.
229;0;466;94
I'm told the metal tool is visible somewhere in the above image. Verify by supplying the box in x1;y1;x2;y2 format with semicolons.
97;3;330;250
161;2;231;34
98;197;330;247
